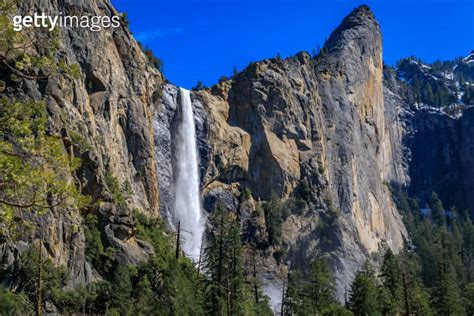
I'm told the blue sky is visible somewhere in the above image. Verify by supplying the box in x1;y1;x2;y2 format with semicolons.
112;0;473;89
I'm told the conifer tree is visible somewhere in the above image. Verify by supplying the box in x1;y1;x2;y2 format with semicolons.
397;250;433;316
431;230;465;315
284;259;349;316
304;258;338;313
348;262;381;316
465;283;474;315
379;249;403;315
430;192;446;226
203;202;270;315
432;264;464;315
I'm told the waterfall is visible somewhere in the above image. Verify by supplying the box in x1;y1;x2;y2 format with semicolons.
173;87;205;261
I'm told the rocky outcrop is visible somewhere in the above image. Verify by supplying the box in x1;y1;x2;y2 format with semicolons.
384;56;474;216
1;0;163;287
460;109;474;214
404;107;474;214
186;5;408;302
314;5;405;255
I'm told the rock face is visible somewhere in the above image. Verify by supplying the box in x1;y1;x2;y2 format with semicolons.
1;0;162;287
460;109;474;213
184;5;408;302
2;0;473;313
384;55;474;216
406;108;474;213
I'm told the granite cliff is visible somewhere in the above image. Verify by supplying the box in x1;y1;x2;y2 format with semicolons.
1;0;162;292
184;5;408;302
1;0;473;313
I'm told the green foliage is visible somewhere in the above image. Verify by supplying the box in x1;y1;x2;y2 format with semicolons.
316;198;341;249
263;194;286;246
348;262;381;316
84;214;116;276
140;45;164;71
192;80;206;91
0;0;87;240
120;12;130;28
431;58;462;73
1;244;120;315
464;283;474;315
104;174;129;207
0;288;32;315
69;130;92;153
295;179;312;204
461;84;474;105
432;263;465;315
262;185;316;246
377;248;433;315
204;204;244;314
134;212;205;315
0;2;266;314
14;244;73;310
204;204;271;315
233;66;238;77
242;186;252;201
218;75;228;84
284;258;349;315
379;248;403;315
0;0;80;81
393;190;474;315
318;163;325;174
429;192;446;226
395;59;457;108
0;98;90;235
313;44;329;65
8;212;207;315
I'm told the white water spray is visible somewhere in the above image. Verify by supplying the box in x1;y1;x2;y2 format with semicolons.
173;88;205;261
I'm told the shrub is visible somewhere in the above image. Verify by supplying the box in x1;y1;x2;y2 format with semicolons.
84;214;116;276
242;187;252;200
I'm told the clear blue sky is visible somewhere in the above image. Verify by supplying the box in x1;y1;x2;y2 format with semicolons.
112;0;473;89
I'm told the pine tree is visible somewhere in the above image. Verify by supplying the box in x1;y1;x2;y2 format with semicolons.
431;231;465;315
284;269;306;315
203;203;269;315
394;189;472;315
264;194;284;246
304;258;339;313
432;264;464;315
410;284;433;316
425;82;435;105
397;249;433;315
465;283;474;315
134;275;155;315
379;249;403;315
284;257;344;315
462;217;474;281
348;262;381;316
193;80;206;91
0;0;88;243
429;192;446;226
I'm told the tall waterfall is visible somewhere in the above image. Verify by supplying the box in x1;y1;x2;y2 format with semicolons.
173;88;205;261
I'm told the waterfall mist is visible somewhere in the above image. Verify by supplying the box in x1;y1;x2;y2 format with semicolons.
173;88;205;261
